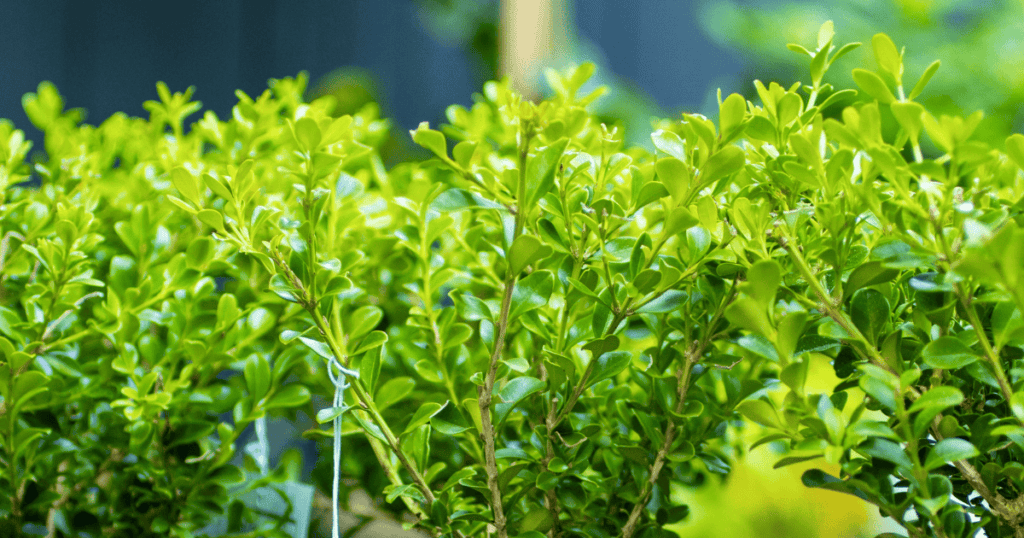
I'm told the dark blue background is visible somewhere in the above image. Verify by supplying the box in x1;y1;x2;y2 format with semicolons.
0;1;743;149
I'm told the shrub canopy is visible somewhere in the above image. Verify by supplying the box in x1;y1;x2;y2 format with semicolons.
2;21;1024;538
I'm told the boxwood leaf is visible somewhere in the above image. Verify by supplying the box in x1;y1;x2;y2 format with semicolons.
347;305;383;340
525;138;569;211
454;291;494;322
851;68;896;104
908;59;941;100
638;290;686;314
651;130;686;161
909;386;964;414
405;401;447;434
244;355;271;401
197;209;225;233
353;330;388;356
871;33;902;82
299;336;334;360
656;157;690;203
432;188;504;211
585;351;632;389
264;385;311;410
801;469;875;503
293;117;321;152
850;289;889;345
735;398;783;429
376;377;415;412
509;234;552;275
1006;133;1024;171
316;405;352;424
411;122;446;158
844;261;899;299
921;337;980;369
510;270;553;319
1010;392;1024;422
431;402;471;435
719;93;747;137
171;167;202;205
495;376;545;426
634;181;670;210
924;438;979;471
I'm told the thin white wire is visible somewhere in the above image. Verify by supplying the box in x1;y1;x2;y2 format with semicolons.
326;357;359;538
254;415;269;476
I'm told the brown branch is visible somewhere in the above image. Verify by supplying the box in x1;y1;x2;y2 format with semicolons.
621;281;732;537
620;341;699;538
478;275;516;538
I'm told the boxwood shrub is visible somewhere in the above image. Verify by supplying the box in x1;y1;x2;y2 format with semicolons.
2;22;1024;538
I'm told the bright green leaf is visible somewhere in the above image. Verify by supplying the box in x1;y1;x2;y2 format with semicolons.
509;270;553;319
851;69;896;104
508;234;552;275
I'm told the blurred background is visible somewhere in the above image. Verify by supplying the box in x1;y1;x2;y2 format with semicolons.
3;0;1022;536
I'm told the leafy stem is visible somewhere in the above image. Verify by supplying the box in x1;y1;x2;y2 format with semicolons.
477;125;534;538
268;250;443;520
779;230;896;374
621;284;732;537
930;216;1019;424
895;394;951;538
551;311;628;430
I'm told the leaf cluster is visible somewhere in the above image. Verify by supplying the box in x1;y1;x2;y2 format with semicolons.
2;22;1024;538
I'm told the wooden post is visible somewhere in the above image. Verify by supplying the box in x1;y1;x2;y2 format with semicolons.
499;0;570;99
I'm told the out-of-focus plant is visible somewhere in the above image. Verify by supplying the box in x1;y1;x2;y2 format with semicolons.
699;0;1024;146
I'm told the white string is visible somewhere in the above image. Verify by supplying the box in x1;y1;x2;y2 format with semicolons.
326;357;359;538
254;415;269;475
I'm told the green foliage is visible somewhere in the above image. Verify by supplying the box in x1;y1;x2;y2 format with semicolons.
699;0;1024;144
2;21;1024;538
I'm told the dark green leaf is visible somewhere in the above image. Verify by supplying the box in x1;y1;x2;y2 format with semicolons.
801;469;875;503
921;337;980;369
299;336;334;360
850;289;889;344
638;290;686;314
585;351;632;389
924;438;979;471
405;402;446;434
348;305;383;340
244;355;271;401
909;386;964;414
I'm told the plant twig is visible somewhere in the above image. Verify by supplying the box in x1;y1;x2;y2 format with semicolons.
621;282;732;537
269;249;460;535
620;342;698;538
778;232;896;374
476;128;534;538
